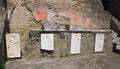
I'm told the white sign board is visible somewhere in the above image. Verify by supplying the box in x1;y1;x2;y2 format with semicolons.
41;34;54;50
6;33;21;58
70;33;81;54
94;34;105;52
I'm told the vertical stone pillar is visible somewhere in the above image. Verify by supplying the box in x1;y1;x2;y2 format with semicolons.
0;0;6;66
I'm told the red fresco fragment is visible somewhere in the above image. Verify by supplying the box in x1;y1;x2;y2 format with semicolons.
64;10;82;25
85;18;97;29
33;9;97;29
33;9;48;21
68;11;81;25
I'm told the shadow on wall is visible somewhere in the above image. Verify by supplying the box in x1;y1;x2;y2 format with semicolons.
113;44;120;54
110;17;120;54
0;0;7;8
0;34;6;68
101;0;120;21
0;0;7;67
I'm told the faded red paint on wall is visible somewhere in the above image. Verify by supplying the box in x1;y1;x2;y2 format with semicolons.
33;9;97;29
33;9;48;21
62;12;97;28
58;10;81;25
85;18;97;29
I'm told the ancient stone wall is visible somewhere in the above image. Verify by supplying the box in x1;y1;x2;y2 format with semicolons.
7;0;112;59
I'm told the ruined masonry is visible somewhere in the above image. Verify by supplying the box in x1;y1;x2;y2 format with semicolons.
0;0;6;65
7;0;113;59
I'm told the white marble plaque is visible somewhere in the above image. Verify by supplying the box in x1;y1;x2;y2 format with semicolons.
41;34;54;50
94;34;105;52
116;44;120;50
70;33;81;54
6;33;21;58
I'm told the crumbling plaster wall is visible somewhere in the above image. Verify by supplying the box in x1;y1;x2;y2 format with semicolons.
7;0;112;58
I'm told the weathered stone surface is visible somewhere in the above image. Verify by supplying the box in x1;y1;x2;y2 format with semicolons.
104;34;113;53
81;33;95;55
110;17;120;36
54;33;70;57
8;0;112;32
5;53;120;69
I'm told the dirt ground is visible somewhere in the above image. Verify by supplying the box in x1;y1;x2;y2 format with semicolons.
6;53;120;69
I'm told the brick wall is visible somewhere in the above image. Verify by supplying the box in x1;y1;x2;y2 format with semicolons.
7;0;112;58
